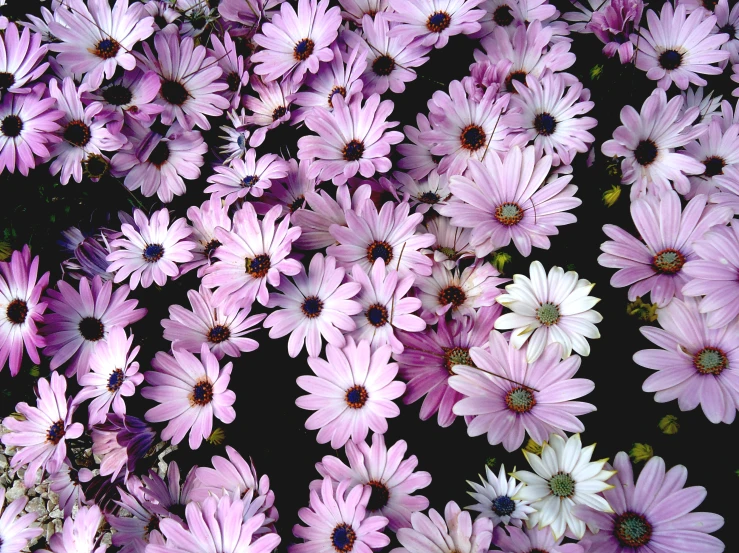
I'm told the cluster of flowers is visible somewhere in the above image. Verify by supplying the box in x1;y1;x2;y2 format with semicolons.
0;0;732;551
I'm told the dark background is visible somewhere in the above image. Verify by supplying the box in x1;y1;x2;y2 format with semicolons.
1;0;735;550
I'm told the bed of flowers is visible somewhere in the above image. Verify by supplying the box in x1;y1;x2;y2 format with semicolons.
0;0;737;551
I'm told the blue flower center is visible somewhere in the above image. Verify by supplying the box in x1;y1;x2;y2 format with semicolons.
293;38;315;60
47;420;65;444
534;113;557;135
703;156;725;177
345;385;368;408
143;243;165;263
366;304;388;327
95;38;120;59
427;11;451;32
343;139;365;161
491;495;516;516
301;296;323;318
658;49;682;70
366;240;393;264
191;381;213;405
331;524;357;552
242;175;259;188
460;124;486;150
208;325;231;343
107;369;125;392
245;254;271;277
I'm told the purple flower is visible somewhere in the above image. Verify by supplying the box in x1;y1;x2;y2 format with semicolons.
181;198;232;278
209;31;248;109
91;414;156;482
386;0;486;49
684;118;739;198
0;23;49;98
472;0;557;40
45;505;107;553
86;69;164;128
107;479;164;552
1;372;83;487
205;149;289;204
0;487;44;551
467;464;535;527
339;0;390;24
49;463;90;516
397;114;440;180
242;76;298;147
393;170;451;214
492;525;583;553
254;157;318;216
140;461;200;522
588;0;644;63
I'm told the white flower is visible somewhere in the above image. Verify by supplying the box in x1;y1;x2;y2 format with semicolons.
466;464;535;527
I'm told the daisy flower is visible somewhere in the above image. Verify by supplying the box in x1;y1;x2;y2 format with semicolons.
219;110;251;164
180;198;232;277
49;0;153;90
598;190;732;307
139;29;229;130
397;113;439;180
440;147;580;257
450;331;596;451
347;259;425;354
682;221;739;328
492;525;584;553
395;501;493;553
685;118;739;197
209;31;248;110
386;0;486;49
574;452;725;553
494;261;603;363
423;80;512;176
45;505;106;553
716;0;739;66
467;464;535;527
75;326;142;426
86;69;164;126
393;170;450;214
140;461;200;522
107;480;163;552
0;23;48;98
291;477;390;553
473;0;557;40
588;0;644;64
202;204;302;308
255;158;318;216
512;433;615;539
601;88;706;199
264;253;361;358
339;0;390;24
251;0;342;84
328;199;435;277
91;414;156;482
205;149;289;204
0;488;43;552
242;76;298;147
636;2;729;90
682;86;723;124
143;344;236;450
422;216;474;269
314;433;432;531
1;372;83;487
296;338;406;448
0;245;49;377
42;276;146;378
107;208;196;290
298;93;404;185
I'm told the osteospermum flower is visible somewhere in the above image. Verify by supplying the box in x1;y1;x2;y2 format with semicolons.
314;433;432;531
588;0;644;64
296;338;406;448
251;0;341;84
209;31;248;110
180;198;232;277
290;477;390;553
492;525;584;553
636;2;729;90
219;110;251;164
422;216;474;269
682;220;739;328
140;461;200;522
494;261;602;363
243;76;298;147
395;501;493;553
397;113;439;180
298;93;403;185
91;414;156;482
45;505;106;553
0;23;48;98
75;326;143;426
0;488;43;552
512;433;615;539
0;245;49;376
264;253;361;358
574;452;725;553
42;276;146;378
386;0;486;49
107;479;162;552
143;343;236;450
202;204;302;308
440;147;580;257
205;149;289;204
602;88;707;199
256;157;318;216
339;0;390;23
88;68;163;126
598;190;732;307
393;170;450;214
684;118;739;197
450;331;596;451
1;372;83;487
466;464;535;527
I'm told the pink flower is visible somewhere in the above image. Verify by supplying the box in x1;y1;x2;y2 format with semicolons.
386;0;486;49
45;505;107;553
0;487;44;551
588;0;644;63
397;114;440;180
472;0;557;40
0;23;48;98
86;69;164;127
143;343;236;450
181;198;232;277
492;525;583;553
91;414;156;482
1;372;84;487
242;76;298;147
205;149;289;204
296;338;406;448
208;31;248;110
338;0;390;24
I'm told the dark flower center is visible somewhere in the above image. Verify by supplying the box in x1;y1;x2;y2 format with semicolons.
703;156;725;177
245;254;271;278
85;154;110;178
6;299;28;324
161;80;189;106
191;380;214;405
294;38;315;61
1;115;23;137
242;175;259;188
79;317;105;341
615;512;652;548
148;142;170;167
634;139;658;166
204;239;221;257
536;302;560;326
345;385;368;409
328;86;346;108
372;55;396;76
493;5;514;26
366;480;390;510
418;191;441;204
460;124;486;151
64;120;92;147
534;113;557;135
154;14;169;28
367;240;393;264
505;386;536;413
693;347;728;375
719;24;737;40
302;296;323;318
107;369;125;392
95;38;120;59
652;248;684;274
702;0;718;10
491;495;516;516
47;420;66;444
439;285;466;307
331;523;357;552
143;244;165;263
495;202;523;226
612;31;629;44
442;346;473;375
658;49;683;70
103;84;133;106
427;11;451;32
272;106;287;120
549;472;575;498
227;72;241;92
0;72;15;90
343;139;365;161
190;12;208;29
208;325;231;343
505;70;527;92
366;303;389;327
290;195;306;212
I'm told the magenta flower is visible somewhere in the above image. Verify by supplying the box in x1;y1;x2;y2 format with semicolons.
0;23;48;97
492;525;584;553
314;433;432;531
0;245;49;376
0;488;43;552
107;208;196;290
143;343;236;450
290;477;390;553
1;372;83;487
91;414;156;482
682;221;739;328
588;0;644;63
162;286;266;359
296;338;406;448
252;0;341;83
209;31;248;109
140;461;200;522
264;253;361;358
298;93;403;185
87;69;163;127
43;276;146;378
202;204;302;308
386;0;486;48
205;149;289;204
574;452;724;553
242;76;298;147
599;190;732;307
45;505;106;553
181;198;232;277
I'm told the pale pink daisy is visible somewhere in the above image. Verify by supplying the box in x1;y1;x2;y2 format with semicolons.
180;198;232;278
86;69;164;127
209;31;248;110
588;0;644;64
0;22;48;98
107;478;163;552
338;0;390;24
397;114;439;180
205;149;289;204
685;118;739;198
45;505;106;553
386;0;486;48
143;343;236;450
466;464;535;527
242;76;298;147
422;216;475;270
296;338;406;448
254;157;318;216
393;170;451;214
0;488;44;552
472;0;557;40
139;461;200;523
